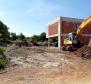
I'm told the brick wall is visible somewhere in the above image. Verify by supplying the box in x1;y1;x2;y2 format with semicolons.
79;23;91;34
61;21;81;33
48;22;58;36
79;36;91;45
79;23;91;45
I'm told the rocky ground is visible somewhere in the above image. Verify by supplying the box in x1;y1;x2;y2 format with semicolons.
0;45;91;84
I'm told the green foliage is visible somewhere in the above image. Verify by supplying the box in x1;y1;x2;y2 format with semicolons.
0;48;8;69
0;21;10;40
30;35;40;42
0;46;7;51
29;32;48;46
0;58;7;68
30;32;47;44
39;32;47;41
17;33;25;41
48;38;58;47
0;48;4;56
10;32;48;46
25;37;31;42
10;32;17;41
37;41;48;46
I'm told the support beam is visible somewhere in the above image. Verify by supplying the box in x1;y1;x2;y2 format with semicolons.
58;17;61;49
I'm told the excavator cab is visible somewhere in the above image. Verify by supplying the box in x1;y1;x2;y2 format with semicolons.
62;16;91;51
64;32;78;45
62;32;79;51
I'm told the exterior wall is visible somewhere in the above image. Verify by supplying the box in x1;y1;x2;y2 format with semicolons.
79;36;91;45
79;23;91;45
61;21;81;33
47;16;84;49
80;23;91;34
48;22;58;36
60;21;82;46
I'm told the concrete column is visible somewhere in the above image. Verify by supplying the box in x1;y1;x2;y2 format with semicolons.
58;17;62;49
48;38;50;48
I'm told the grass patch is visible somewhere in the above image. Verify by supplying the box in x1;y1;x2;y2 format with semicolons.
0;46;7;51
0;48;8;69
37;41;48;46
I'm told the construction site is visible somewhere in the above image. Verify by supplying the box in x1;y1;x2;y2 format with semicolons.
0;16;91;84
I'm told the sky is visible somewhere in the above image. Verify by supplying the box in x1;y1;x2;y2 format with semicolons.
0;0;91;36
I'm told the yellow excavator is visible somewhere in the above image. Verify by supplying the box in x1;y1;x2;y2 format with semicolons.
62;16;91;51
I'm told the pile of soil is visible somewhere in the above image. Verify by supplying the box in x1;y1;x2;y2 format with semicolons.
74;45;91;59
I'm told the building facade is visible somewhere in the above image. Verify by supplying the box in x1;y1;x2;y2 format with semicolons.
46;16;84;49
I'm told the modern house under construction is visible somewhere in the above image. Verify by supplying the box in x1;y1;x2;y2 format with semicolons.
46;16;91;49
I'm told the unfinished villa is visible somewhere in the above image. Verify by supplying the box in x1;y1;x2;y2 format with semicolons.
46;16;91;49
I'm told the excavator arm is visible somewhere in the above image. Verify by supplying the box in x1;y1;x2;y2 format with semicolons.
62;16;91;51
77;16;91;35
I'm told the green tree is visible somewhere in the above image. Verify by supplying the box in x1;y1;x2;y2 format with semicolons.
30;32;47;43
0;21;10;40
30;35;40;42
40;32;47;41
18;33;25;41
10;32;17;41
0;48;8;69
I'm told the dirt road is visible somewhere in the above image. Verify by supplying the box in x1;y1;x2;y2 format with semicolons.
0;46;91;84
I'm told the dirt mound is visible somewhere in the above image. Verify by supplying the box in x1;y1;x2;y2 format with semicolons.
2;45;91;84
4;45;68;68
74;45;91;59
88;38;91;47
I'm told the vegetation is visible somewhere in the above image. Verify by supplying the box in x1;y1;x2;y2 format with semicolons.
0;48;8;69
30;32;48;46
17;33;25;41
0;21;10;41
48;38;58;47
0;46;7;51
0;18;49;70
10;32;17;41
0;20;48;46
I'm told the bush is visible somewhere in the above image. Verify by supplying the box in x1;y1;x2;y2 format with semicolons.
32;41;40;46
0;48;8;69
37;41;48;46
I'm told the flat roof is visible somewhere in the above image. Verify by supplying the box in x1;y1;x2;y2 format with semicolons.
47;16;84;25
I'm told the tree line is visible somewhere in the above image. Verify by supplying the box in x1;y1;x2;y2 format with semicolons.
0;20;48;46
0;20;48;69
